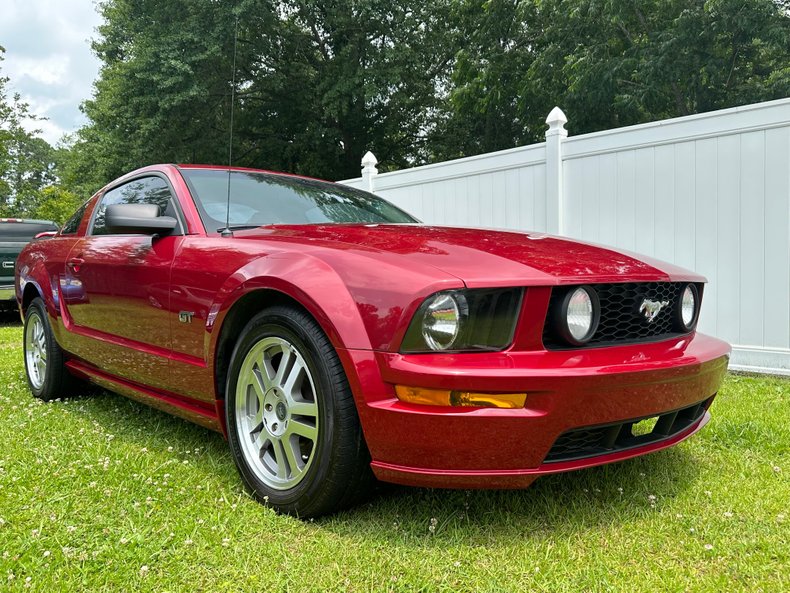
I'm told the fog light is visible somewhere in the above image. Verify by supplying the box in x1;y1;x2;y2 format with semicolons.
395;385;526;409
556;286;600;345
677;283;699;331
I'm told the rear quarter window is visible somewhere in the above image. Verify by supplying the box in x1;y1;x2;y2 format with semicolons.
60;202;91;235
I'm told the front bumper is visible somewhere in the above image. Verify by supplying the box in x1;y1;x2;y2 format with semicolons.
340;333;730;489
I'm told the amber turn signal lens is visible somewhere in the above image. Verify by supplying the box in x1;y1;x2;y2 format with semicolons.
394;385;526;409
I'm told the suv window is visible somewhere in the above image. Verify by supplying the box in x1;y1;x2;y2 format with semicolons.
91;176;181;236
61;202;90;235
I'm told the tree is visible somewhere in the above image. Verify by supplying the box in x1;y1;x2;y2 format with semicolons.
235;0;455;178
66;0;455;185
68;0;790;181
429;0;790;160
31;186;83;224
0;47;61;218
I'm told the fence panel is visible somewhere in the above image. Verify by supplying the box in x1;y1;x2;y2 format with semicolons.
341;98;790;374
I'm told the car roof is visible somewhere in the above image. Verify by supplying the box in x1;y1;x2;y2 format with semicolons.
175;164;332;185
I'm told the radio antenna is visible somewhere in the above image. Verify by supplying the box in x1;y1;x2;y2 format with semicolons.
221;17;239;238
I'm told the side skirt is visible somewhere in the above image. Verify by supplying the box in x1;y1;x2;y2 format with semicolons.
65;359;223;434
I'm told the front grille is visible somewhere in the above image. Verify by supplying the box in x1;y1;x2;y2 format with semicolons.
544;398;712;463
543;282;701;349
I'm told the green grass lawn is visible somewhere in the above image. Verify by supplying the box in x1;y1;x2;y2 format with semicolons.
0;318;787;592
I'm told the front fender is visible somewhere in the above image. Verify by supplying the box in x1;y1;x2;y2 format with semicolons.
205;252;373;363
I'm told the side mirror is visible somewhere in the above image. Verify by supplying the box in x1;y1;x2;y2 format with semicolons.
105;203;177;235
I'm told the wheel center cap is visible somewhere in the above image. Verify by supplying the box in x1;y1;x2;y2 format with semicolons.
276;401;287;421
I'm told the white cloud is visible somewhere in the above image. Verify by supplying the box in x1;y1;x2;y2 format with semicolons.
0;0;102;145
12;55;71;86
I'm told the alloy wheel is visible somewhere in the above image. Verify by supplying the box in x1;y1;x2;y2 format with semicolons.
25;311;47;390
234;336;320;490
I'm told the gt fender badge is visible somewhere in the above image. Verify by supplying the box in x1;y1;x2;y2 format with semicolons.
639;299;669;323
178;311;194;323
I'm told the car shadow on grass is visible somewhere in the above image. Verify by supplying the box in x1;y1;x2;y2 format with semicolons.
53;381;703;539
329;447;701;540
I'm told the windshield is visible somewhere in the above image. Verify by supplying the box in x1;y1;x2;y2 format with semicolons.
180;168;418;231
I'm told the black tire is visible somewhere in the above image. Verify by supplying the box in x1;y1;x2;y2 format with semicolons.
225;305;374;518
23;297;76;401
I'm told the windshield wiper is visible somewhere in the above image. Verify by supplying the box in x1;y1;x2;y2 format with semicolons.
216;224;261;233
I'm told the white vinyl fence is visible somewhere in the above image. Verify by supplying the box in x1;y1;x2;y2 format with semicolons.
341;98;790;375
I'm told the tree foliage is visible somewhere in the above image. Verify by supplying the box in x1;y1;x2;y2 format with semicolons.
430;0;790;159
64;0;454;191
58;0;790;190
0;46;64;220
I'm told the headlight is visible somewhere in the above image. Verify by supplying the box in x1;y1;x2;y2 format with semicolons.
555;286;599;345
422;292;464;351
676;283;699;331
401;288;523;353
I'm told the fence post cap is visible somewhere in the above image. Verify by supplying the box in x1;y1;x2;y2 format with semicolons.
362;151;378;168
545;106;568;132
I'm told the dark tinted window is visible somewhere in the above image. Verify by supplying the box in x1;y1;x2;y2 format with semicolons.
91;176;180;236
0;221;59;242
60;202;90;235
181;169;417;231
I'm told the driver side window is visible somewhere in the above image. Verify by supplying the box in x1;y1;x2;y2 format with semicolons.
91;176;182;236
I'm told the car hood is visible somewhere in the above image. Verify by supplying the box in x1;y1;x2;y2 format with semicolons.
235;224;703;287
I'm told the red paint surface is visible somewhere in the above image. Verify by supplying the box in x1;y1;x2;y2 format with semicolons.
15;164;731;489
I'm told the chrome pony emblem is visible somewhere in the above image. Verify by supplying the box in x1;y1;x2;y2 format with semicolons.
639;299;669;323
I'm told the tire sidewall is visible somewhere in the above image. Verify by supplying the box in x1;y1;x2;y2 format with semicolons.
225;309;339;512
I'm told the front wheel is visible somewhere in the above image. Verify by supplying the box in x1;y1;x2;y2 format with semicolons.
225;305;374;517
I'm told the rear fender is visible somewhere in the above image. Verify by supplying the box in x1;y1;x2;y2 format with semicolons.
16;257;56;319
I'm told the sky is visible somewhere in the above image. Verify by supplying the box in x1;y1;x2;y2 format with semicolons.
0;0;103;145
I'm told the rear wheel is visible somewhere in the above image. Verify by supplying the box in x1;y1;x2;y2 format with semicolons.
24;297;75;401
225;305;374;517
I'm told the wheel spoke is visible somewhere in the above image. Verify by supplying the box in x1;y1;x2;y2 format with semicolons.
287;419;317;442
273;346;294;389
251;430;267;450
258;352;276;391
290;400;318;418
282;436;303;478
271;437;288;479
252;405;263;429
249;367;266;401
282;358;306;400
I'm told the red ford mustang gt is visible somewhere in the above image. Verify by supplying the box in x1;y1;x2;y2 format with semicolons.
15;164;730;517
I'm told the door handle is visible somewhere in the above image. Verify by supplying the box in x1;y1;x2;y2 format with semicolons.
67;257;85;272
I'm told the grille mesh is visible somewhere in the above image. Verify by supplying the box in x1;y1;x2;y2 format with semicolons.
543;282;698;349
